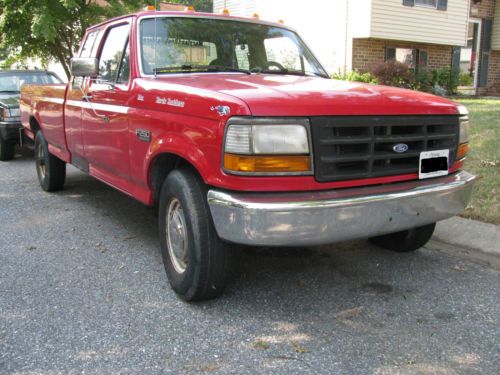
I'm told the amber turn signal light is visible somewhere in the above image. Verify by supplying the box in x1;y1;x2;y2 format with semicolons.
457;143;469;160
224;153;311;173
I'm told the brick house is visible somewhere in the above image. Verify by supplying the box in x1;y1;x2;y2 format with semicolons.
214;0;499;95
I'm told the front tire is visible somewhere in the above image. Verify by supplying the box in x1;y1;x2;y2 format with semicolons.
0;133;15;161
369;223;436;252
35;131;66;192
159;168;231;301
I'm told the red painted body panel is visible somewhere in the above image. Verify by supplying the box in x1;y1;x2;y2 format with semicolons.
20;11;465;206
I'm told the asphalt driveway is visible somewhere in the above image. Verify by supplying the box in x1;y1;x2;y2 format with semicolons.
1;157;499;374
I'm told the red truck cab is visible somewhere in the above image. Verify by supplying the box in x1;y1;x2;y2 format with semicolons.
20;9;475;301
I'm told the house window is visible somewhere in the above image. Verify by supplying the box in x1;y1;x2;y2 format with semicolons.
415;0;437;8
386;47;428;71
403;0;447;10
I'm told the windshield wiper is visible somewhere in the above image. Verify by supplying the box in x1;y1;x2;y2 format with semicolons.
153;64;251;75
256;69;329;79
208;65;251;75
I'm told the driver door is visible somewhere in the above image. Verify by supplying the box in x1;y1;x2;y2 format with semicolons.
81;20;132;188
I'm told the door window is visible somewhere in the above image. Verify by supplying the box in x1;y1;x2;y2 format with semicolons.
98;24;130;82
80;31;99;58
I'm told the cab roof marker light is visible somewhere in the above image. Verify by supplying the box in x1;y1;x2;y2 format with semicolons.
144;5;155;11
184;6;195;11
278;19;285;24
222;8;230;15
252;13;260;19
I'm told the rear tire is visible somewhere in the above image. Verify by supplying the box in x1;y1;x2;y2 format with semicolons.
369;223;436;252
159;168;231;301
35;131;66;192
0;133;15;161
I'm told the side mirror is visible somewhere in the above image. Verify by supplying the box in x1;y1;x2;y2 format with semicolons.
71;57;98;77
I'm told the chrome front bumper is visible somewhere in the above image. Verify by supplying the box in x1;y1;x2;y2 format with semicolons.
207;171;476;246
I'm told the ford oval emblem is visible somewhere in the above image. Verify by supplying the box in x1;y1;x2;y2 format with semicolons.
393;143;409;153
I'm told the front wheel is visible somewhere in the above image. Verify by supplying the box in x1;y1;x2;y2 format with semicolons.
369;223;436;252
0;133;15;161
35;131;66;192
158;168;232;301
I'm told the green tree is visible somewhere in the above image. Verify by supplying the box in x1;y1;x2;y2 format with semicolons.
0;0;145;78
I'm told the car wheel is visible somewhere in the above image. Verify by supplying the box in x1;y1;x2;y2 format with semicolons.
34;131;66;192
0;133;15;161
369;223;436;252
159;168;232;301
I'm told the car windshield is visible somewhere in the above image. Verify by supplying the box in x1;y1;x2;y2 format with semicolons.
0;72;61;93
139;17;328;78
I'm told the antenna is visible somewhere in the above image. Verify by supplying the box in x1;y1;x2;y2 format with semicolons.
153;0;158;78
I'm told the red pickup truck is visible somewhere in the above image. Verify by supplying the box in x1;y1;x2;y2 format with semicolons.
20;9;475;301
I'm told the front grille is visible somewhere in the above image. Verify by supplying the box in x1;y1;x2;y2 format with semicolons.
310;116;459;182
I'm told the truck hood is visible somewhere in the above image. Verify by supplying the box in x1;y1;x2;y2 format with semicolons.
161;74;459;116
0;93;20;109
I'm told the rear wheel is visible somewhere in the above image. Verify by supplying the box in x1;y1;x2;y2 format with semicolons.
159;168;232;301
0;133;15;161
35;131;66;192
369;223;436;252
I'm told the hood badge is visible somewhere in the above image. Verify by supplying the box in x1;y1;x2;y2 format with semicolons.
393;143;409;153
211;105;230;116
156;96;185;108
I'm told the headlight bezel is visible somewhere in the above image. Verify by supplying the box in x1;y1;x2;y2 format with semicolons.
222;117;314;176
457;105;470;161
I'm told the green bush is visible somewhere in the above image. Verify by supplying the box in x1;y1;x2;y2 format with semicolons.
368;60;460;96
431;67;460;95
333;62;460;96
459;72;474;87
332;69;378;84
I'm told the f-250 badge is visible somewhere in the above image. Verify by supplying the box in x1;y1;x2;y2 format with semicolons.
136;129;151;142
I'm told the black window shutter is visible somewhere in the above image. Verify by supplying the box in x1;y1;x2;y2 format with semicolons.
403;0;415;7
418;50;428;70
451;46;461;73
482;19;492;53
437;0;448;11
386;47;396;61
479;19;493;87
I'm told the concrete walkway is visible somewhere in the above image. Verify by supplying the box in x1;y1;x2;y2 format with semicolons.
435;216;500;256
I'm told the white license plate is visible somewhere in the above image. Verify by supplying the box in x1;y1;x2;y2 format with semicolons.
419;149;449;179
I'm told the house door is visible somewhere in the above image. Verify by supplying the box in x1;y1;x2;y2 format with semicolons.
460;20;481;92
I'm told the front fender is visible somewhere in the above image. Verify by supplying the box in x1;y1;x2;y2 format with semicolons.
144;131;217;187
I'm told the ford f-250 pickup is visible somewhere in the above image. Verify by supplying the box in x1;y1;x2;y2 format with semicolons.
20;9;476;301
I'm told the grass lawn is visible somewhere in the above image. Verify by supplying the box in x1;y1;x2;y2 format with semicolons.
456;98;500;225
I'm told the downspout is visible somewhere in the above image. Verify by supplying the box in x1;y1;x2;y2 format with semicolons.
344;0;349;74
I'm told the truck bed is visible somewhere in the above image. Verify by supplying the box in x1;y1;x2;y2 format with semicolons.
20;84;68;154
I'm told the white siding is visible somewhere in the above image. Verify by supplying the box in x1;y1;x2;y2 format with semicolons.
492;1;500;51
350;0;372;38
213;0;256;16
369;0;470;46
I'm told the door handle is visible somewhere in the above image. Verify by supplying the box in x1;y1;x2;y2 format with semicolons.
82;94;93;102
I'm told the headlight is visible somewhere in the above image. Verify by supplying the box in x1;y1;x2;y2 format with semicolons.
223;118;312;175
9;108;20;117
0;107;20;122
459;117;469;144
0;108;8;121
457;105;469;160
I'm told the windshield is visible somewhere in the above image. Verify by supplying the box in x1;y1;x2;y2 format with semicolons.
139;17;328;77
0;72;61;93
